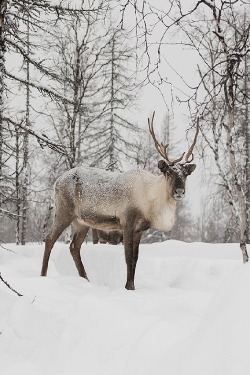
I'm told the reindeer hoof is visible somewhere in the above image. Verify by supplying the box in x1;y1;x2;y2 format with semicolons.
83;274;89;282
125;281;135;290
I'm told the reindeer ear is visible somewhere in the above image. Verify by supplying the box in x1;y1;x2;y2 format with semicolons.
158;160;169;176
185;164;196;175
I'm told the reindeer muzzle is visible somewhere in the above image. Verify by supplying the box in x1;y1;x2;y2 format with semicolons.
173;188;185;201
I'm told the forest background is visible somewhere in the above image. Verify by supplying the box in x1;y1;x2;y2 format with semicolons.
0;0;249;259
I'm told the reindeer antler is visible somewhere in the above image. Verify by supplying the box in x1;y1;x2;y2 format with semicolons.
148;113;199;165
183;117;199;164
148;112;185;166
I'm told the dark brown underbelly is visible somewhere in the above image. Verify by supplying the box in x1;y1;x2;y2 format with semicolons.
76;212;122;230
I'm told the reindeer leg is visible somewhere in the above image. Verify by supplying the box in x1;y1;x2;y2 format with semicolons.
124;223;142;291
41;216;73;276
124;225;134;290
70;226;89;280
132;231;142;277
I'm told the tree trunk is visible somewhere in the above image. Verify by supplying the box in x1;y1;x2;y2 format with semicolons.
244;52;250;244
0;0;7;205
15;125;21;244
109;33;116;171
225;102;248;262
21;2;30;245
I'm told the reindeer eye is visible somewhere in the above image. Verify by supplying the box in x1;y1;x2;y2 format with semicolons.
166;170;172;177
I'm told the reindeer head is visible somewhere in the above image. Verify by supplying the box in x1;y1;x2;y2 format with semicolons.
148;113;199;201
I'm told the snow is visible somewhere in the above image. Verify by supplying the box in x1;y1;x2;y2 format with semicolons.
0;240;249;375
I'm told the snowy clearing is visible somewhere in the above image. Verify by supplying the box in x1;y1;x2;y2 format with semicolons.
0;240;249;375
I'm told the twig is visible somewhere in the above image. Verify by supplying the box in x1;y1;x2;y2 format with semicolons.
0;272;23;297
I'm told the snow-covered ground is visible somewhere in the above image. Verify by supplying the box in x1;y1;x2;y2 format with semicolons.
0;240;249;375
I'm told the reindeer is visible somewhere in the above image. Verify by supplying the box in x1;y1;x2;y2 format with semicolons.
41;114;199;290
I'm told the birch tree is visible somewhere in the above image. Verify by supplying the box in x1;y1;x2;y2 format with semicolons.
121;0;250;260
195;6;250;260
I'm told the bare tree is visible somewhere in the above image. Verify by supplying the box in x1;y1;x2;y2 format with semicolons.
46;9;111;170
121;0;250;260
89;27;139;171
20;1;30;245
0;0;8;219
0;0;109;241
195;6;250;260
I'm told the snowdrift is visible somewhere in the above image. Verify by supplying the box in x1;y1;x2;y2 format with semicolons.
0;240;248;375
